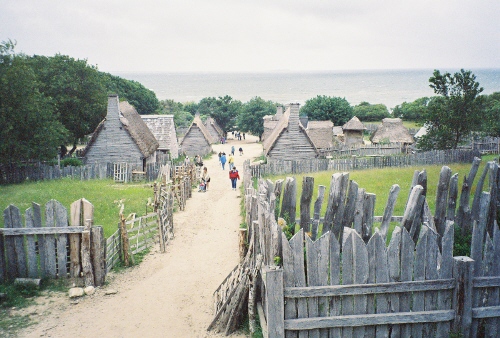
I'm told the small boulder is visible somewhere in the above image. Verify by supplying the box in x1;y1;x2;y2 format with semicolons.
104;289;118;295
84;286;95;296
69;287;84;298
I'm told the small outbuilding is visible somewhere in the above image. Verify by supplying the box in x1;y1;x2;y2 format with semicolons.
83;95;159;168
342;116;366;146
204;116;224;142
306;121;334;151
180;115;214;157
263;104;319;160
370;118;415;145
141;114;179;159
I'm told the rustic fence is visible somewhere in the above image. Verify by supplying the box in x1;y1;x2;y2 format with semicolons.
209;154;500;336
247;149;481;177
319;144;404;158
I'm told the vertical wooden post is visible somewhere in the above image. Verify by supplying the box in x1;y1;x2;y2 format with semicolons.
81;219;94;287
120;214;131;266
90;226;106;286
453;256;474;337
299;176;314;232
238;228;247;262
264;266;284;338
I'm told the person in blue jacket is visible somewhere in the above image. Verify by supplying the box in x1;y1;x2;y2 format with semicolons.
220;152;227;170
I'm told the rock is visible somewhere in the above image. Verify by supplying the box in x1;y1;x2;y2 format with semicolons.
68;287;84;298
104;289;118;295
84;286;95;295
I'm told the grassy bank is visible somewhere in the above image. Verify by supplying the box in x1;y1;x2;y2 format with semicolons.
0;178;154;237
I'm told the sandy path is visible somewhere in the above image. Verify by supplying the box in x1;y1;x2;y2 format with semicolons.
20;135;262;338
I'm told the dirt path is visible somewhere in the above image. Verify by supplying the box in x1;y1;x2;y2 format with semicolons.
20;135;262;338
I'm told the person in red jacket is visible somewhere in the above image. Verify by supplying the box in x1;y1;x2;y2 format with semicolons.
229;166;240;190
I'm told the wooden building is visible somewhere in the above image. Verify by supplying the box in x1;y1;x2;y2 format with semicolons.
306;121;334;151
262;106;284;142
204;116;223;142
141;114;179;159
342;116;366;146
83;95;159;168
263;104;319;160
370;118;415;145
180;115;214;157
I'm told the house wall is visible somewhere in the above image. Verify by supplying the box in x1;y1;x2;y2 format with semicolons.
180;126;211;156
344;130;364;146
205;123;221;142
85;96;155;165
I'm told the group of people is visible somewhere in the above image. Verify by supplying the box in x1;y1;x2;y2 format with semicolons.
198;164;240;192
231;131;245;141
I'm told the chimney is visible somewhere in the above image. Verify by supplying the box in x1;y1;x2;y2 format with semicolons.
288;103;300;131
275;106;284;119
107;94;120;121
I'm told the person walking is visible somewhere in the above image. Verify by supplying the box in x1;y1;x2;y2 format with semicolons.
228;154;235;170
239;147;243;156
229;166;240;190
231;145;235;156
220;152;227;170
200;167;210;191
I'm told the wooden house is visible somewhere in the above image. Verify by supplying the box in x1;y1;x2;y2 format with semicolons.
342;116;366;146
370;118;415;145
262;106;284;142
141;114;179;159
263;104;319;160
180;115;214;157
83;95;159;168
306;121;334;151
204;116;223;142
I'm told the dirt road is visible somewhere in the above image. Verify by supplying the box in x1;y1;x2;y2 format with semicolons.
20;135;262;338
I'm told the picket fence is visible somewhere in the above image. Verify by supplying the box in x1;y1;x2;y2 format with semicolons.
237;156;500;337
247;149;481;177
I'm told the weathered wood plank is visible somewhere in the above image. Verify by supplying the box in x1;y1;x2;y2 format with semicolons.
264;266;285;338
452;256;473;336
0;227;85;235
91;226;106;287
379;184;400;240
48;200;69;278
311;185;325;240
30;203;46;279
342;180;358;229
300;177;314;232
400;227;414;337
44;201;58;278
352;188;365;238
437;222;454;336
446;173;459;222
5;205;27;278
434;166;452;239
362;193;376;243
281;177;297;229
329;231;341;338
352;231;368;337
282;232;298;338
25;207;38;278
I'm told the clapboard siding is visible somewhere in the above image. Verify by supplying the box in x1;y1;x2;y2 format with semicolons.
180;125;211;156
268;129;318;160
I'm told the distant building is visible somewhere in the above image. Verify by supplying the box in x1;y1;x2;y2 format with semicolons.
370;118;415;145
262;106;284;142
263;104;319;160
83;95;159;169
342;116;366;146
306;121;334;151
141;114;179;159
180;115;214;157
204;116;224;141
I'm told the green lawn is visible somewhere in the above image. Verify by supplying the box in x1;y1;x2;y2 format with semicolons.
0;178;154;237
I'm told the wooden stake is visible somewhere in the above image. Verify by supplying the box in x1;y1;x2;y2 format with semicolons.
91;226;106;286
81;220;94;287
120;214;131;267
239;229;247;262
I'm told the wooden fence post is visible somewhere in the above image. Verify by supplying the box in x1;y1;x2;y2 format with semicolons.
90;226;106;286
120;214;131;267
264;266;284;338
81;219;94;287
453;256;474;337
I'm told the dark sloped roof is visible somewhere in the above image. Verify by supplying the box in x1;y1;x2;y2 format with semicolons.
307;121;334;149
182;115;214;145
343;116;366;131
205;116;223;137
370;118;415;144
119;101;159;157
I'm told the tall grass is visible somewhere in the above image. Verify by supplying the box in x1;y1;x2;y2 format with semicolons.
0;178;154;237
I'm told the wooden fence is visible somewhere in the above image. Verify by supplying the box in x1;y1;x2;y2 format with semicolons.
319;144;404;158
0;198;105;287
247;149;481;177
230;155;500;337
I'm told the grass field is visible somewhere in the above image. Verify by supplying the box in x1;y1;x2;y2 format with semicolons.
0;178;154;237
266;155;497;238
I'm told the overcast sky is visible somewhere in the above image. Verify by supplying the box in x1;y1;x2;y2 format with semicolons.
1;0;499;73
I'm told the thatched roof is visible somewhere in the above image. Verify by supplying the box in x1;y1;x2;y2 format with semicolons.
82;98;159;157
343;116;366;131
263;105;318;156
332;126;344;136
370;118;415;144
307;121;334;150
204;116;223;138
141;114;178;151
182;115;214;145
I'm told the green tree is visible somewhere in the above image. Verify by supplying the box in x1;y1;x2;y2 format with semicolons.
198;96;242;134
482;92;500;137
300;95;353;126
160;99;183;114
173;110;194;128
237;97;277;140
0;41;67;164
28;54;107;155
418;69;484;150
392;97;431;122
353;102;390;122
101;73;160;114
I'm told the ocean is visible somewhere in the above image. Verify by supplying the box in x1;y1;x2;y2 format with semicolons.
116;69;500;110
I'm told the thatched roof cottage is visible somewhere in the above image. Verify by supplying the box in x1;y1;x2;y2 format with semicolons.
370;118;415;145
342;116;366;146
204;116;223;141
306;121;334;151
180;115;214;156
141;115;179;159
262;106;284;142
263;104;319;160
83;95;159;167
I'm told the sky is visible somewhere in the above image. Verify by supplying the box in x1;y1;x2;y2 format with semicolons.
1;0;499;73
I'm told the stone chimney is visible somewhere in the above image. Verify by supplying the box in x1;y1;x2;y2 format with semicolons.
288;103;300;131
107;94;120;121
275;106;284;120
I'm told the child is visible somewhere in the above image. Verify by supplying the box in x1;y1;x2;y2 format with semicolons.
229;166;240;190
200;167;210;192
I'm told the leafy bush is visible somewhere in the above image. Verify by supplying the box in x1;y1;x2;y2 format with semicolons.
61;157;83;167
